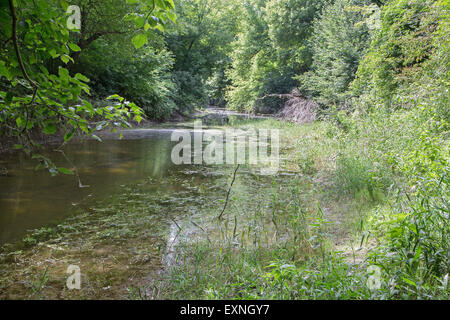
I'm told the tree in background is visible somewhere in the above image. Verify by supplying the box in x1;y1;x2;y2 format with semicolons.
77;36;177;120
226;0;325;113
66;0;133;66
0;0;174;171
66;0;177;120
298;0;373;107
265;0;325;74
165;0;240;112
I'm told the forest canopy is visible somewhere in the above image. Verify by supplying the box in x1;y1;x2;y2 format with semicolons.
1;0;447;128
1;0;448;176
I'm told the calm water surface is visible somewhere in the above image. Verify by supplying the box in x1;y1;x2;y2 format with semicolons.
0;130;178;244
0;117;279;246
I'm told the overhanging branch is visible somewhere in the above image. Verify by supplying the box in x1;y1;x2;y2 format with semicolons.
8;0;39;105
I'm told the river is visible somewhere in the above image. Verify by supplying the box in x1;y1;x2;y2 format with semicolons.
0;112;278;245
0;129;178;244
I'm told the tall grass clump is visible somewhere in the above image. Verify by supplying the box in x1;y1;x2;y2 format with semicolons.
334;154;379;201
366;168;449;299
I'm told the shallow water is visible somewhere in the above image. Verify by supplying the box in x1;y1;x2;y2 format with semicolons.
0;120;281;247
0;130;178;244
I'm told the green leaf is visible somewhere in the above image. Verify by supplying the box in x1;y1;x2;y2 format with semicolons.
57;167;75;175
91;134;102;142
132;33;148;49
58;67;70;79
135;16;145;28
106;94;124;102
60;55;70;64
75;73;90;82
166;10;176;23
44;123;57;135
402;277;417;287
39;66;49;76
165;0;175;9
49;49;59;58
60;0;69;10
64;129;75;142
155;0;166;9
68;42;81;52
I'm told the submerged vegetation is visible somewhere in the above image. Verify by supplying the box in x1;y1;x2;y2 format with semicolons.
0;0;449;300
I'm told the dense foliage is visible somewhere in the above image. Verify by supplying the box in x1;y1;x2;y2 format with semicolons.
299;0;373;106
165;0;239;111
0;0;176;171
226;0;325;112
0;0;448;300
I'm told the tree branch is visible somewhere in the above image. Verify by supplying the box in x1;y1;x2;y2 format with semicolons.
8;0;39;105
217;164;240;220
144;0;156;22
256;89;302;101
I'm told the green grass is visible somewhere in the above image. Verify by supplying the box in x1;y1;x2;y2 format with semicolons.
151;113;449;300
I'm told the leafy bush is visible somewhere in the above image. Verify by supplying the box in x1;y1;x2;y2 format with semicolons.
367;168;449;299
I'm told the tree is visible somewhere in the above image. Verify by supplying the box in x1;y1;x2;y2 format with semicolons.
225;0;325;113
352;0;447;112
299;0;372;107
165;0;240;111
0;0;174;172
265;0;325;73
65;0;133;66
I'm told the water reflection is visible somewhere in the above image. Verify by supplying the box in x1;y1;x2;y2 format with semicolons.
0;131;176;244
0;125;280;245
